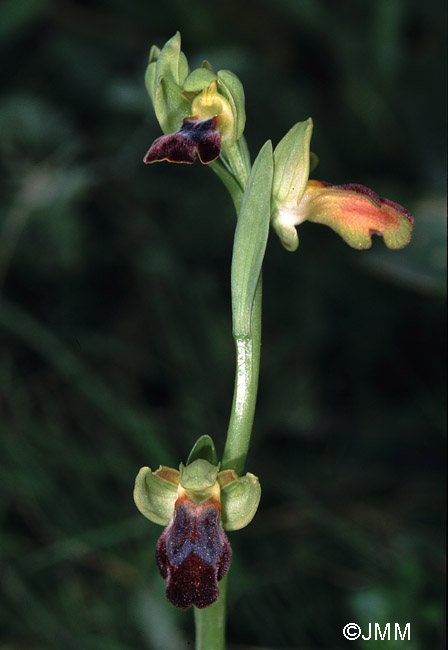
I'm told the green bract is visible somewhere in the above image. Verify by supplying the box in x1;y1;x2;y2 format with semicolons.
231;140;273;336
133;436;261;531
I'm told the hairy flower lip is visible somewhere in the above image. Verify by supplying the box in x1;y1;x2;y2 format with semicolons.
143;115;221;165
317;182;415;226
272;179;414;251
156;491;231;610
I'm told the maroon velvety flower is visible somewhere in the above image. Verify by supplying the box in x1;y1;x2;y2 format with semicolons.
156;492;231;609
143;116;221;165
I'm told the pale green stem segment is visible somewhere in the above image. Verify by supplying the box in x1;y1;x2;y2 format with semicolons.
209;160;244;213
195;140;273;650
194;576;228;650
222;276;262;475
222;136;251;188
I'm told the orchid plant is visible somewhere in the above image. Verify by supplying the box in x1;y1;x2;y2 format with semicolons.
134;32;414;649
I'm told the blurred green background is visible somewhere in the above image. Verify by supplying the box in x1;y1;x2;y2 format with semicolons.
0;1;445;649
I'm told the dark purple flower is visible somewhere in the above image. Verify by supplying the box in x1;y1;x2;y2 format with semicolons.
144;116;221;165
156;492;231;609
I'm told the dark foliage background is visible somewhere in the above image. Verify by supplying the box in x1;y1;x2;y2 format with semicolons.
0;1;445;649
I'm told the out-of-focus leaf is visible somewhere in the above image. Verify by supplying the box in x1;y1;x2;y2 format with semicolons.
0;0;49;44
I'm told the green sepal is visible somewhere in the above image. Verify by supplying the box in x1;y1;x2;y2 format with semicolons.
133;466;179;526
154;32;189;89
148;33;191;132
144;45;161;105
183;68;217;93
231;140;273;336
220;472;261;531
154;75;192;134
217;70;246;143
202;59;215;72
271;118;313;252
179;459;219;492
186;435;218;466
272;118;313;209
145;62;157;105
149;45;161;64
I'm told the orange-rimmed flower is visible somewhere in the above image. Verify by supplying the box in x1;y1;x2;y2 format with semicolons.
277;179;415;251
271;119;414;251
144;116;221;165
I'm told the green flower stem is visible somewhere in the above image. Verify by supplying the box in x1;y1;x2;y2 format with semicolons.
222;275;262;475
222;139;250;188
194;576;228;650
209;160;244;213
194;281;262;650
195;141;271;650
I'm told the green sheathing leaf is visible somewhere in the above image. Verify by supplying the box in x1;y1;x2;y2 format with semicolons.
231;140;273;336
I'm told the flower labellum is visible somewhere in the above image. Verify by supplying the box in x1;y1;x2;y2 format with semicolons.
156;485;231;609
144;115;221;165
299;180;415;250
272;178;414;251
